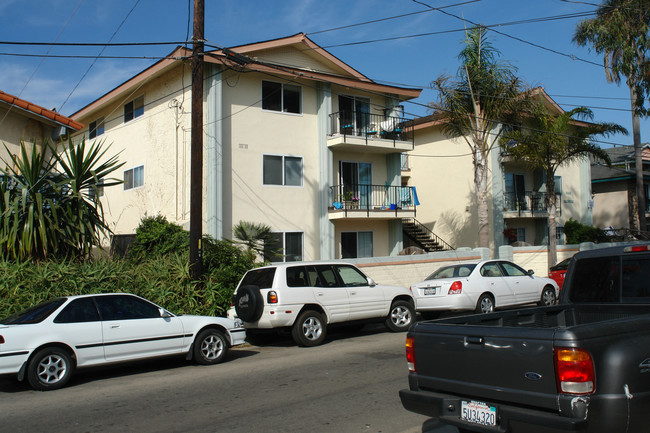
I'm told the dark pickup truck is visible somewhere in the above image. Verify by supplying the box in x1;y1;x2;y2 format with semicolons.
400;244;650;433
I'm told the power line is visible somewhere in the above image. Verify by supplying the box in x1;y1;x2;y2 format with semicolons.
0;52;186;60
0;40;190;47
58;0;142;112
307;0;482;35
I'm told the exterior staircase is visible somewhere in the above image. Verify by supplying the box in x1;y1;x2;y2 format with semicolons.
402;218;454;252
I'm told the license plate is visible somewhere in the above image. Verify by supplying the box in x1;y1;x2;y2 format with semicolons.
424;287;437;295
461;400;497;426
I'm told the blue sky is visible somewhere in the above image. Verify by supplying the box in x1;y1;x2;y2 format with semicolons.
0;0;644;147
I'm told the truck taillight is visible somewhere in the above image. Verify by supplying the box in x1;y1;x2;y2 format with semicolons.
0;335;3;344
267;291;278;304
554;348;595;394
406;336;416;372
448;281;462;295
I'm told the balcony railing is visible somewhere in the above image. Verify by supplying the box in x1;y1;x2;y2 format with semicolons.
329;184;417;216
329;111;414;146
504;191;562;216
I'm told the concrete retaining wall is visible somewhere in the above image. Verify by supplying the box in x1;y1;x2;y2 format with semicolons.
341;241;647;288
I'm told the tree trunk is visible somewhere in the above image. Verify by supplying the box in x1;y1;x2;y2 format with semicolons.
475;145;489;248
546;179;557;268
630;85;647;232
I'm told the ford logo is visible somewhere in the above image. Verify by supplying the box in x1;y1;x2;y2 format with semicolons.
525;372;543;381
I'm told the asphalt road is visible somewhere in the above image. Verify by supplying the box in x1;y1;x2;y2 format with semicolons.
0;325;428;433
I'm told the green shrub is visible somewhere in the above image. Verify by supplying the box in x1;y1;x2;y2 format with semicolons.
564;218;607;244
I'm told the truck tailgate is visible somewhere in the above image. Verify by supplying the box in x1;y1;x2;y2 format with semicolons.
411;319;560;411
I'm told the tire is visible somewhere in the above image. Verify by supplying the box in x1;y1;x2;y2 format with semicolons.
475;293;495;314
27;347;74;391
385;300;415;332
234;285;264;322
193;329;228;365
292;310;327;347
539;286;557;306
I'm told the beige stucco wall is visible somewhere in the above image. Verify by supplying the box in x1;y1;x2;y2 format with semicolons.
72;65;192;236
592;180;630;229
408;127;488;249
0;105;57;167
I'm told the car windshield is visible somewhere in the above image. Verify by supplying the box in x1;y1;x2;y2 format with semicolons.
0;298;67;325
239;267;276;289
551;257;572;271
426;264;476;280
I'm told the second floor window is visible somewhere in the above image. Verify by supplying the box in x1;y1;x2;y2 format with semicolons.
89;117;104;139
124;165;144;190
262;81;301;114
263;155;302;186
264;232;304;262
124;96;144;123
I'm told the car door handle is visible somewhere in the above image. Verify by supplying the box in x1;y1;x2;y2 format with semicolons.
110;324;120;328
316;292;324;297
465;336;484;345
350;291;357;295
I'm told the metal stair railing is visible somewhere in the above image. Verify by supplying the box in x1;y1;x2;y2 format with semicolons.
402;217;454;251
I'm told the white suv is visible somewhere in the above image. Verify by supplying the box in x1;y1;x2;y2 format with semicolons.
227;262;415;346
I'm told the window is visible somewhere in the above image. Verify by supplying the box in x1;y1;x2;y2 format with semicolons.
264;232;303;262
95;295;160;321
480;262;504;277
124;95;144;122
88;178;104;200
263;155;302;186
500;261;527;277
89;117;104;139
54;298;100;323
124;165;144;190
262;81;301;114
334;265;368;287
240;267;276;289
341;231;373;259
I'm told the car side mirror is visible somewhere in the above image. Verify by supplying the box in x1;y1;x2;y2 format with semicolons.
160;308;172;318
527;269;535;276
367;277;377;287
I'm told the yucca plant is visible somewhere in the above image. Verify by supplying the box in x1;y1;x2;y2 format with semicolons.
0;138;124;262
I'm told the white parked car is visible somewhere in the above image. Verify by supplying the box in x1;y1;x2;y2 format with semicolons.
410;260;559;318
227;262;415;346
0;293;246;390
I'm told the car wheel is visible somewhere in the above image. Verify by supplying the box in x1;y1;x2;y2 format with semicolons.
292;310;327;347
539;286;557;306
234;285;264;322
475;293;495;314
385;300;415;332
27;347;74;391
193;329;228;365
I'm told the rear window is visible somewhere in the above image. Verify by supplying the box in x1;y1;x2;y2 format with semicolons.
569;256;622;303
240;267;276;289
1;298;67;324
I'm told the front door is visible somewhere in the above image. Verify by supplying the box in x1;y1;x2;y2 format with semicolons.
334;264;386;320
95;294;185;361
308;265;350;324
340;161;372;207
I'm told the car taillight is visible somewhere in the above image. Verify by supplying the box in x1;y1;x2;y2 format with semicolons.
267;291;278;304
448;281;462;295
406;336;416;372
0;335;4;344
625;245;650;253
554;348;595;394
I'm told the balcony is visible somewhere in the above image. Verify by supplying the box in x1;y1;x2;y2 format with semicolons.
503;191;562;217
327;111;414;153
328;184;417;220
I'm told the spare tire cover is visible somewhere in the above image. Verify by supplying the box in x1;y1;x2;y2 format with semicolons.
234;285;264;322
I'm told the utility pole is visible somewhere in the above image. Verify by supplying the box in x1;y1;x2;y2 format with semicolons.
189;0;204;280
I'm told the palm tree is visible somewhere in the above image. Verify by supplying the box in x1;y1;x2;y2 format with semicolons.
232;221;274;260
431;26;529;248
500;103;626;266
574;0;650;232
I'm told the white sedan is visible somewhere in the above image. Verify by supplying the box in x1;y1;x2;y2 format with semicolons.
0;293;246;390
410;260;559;318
